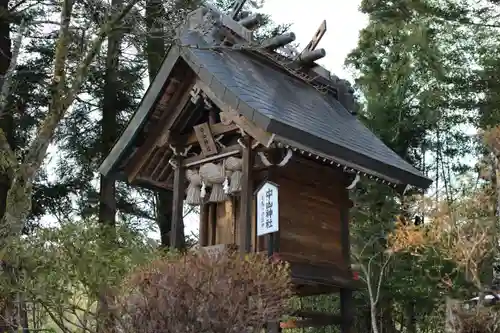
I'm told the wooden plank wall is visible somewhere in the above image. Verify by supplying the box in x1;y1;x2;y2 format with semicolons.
276;157;350;269
204;156;350;271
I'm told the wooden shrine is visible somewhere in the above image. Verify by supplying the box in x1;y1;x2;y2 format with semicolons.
99;2;432;332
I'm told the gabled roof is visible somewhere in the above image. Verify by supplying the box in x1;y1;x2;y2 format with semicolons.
99;20;432;190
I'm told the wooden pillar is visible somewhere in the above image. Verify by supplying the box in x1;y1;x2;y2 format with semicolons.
170;154;186;249
266;165;279;257
340;202;353;333
239;135;253;253
340;289;353;333
199;203;209;247
264;160;281;333
267;322;281;333
209;204;216;245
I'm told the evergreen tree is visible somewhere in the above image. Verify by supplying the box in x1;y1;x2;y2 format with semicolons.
345;0;484;331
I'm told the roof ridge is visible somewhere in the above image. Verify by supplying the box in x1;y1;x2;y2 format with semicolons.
175;38;336;98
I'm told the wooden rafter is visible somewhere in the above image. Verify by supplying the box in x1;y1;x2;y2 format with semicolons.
183;144;242;168
125;72;195;183
150;148;172;180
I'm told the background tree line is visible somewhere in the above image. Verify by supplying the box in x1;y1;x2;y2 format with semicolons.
1;0;500;332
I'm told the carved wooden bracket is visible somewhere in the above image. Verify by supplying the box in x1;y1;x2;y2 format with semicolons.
195;79;275;148
219;108;274;147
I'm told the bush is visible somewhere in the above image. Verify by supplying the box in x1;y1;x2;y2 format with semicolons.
457;307;500;333
117;250;292;333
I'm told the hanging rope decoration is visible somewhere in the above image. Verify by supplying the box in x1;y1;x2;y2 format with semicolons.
185;169;202;206
200;180;207;199
199;162;227;203
258;148;293;167
225;156;243;194
223;169;231;194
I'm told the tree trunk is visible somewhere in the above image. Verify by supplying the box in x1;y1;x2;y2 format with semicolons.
492;154;500;289
156;190;172;248
96;0;123;330
404;300;416;333
0;4;15;332
0;0;11;224
145;0;165;81
145;0;183;248
370;304;379;333
380;298;396;333
364;307;372;333
445;297;459;333
98;4;121;227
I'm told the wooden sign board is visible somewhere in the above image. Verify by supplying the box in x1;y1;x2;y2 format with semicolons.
197;244;233;259
194;122;218;156
256;181;279;236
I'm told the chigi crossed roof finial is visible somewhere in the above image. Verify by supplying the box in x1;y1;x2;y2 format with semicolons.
229;0;246;19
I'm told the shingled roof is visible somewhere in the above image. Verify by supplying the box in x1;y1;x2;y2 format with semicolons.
99;9;432;191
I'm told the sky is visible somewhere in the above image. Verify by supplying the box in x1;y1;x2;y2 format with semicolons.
260;0;368;81
183;0;369;236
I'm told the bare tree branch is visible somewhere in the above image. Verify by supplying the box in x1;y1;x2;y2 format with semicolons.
24;0;140;180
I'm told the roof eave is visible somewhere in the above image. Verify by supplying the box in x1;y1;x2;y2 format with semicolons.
267;121;432;190
180;44;431;190
99;46;181;177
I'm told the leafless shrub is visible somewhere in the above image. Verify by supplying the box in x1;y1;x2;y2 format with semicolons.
450;306;500;333
116;250;292;333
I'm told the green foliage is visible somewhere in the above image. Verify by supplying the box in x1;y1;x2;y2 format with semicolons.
342;0;500;331
5;1;500;333
0;220;158;333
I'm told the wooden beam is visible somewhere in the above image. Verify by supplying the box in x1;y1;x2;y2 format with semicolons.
280;315;342;329
126;75;195;183
287;261;359;289
170;154;186;249
135;176;171;190
239;135;254;253
195;79;274;147
292;310;340;320
183;144;241;167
